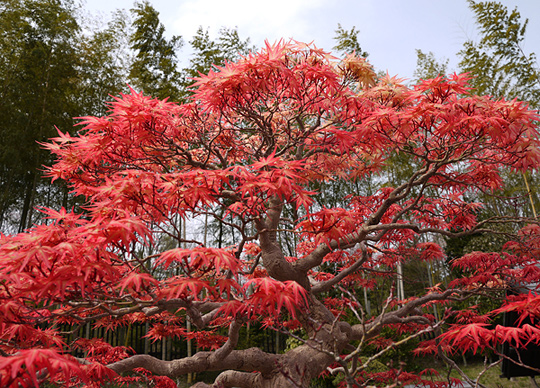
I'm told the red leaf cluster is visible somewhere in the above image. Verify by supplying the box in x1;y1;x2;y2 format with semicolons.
1;39;540;386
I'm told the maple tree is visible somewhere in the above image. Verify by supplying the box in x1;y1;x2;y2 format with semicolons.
1;40;540;388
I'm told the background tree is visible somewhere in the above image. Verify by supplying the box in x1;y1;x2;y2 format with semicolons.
456;0;540;254
181;26;254;96
0;0;82;232
77;9;133;117
413;49;449;82
0;0;143;234
0;0;255;236
333;23;368;58
129;0;183;101
459;0;540;107
1;41;540;388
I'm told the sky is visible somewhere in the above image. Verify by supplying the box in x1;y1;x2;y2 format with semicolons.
82;0;540;82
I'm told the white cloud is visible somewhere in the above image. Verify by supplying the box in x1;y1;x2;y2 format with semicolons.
169;0;325;46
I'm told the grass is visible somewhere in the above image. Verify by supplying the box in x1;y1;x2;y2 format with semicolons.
416;357;538;388
449;363;535;388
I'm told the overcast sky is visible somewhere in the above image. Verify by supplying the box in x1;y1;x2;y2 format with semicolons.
83;0;540;81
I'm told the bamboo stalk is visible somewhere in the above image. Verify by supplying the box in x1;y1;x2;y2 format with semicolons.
522;172;537;218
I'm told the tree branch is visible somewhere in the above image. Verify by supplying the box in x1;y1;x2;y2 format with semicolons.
107;347;280;378
352;289;457;340
311;242;369;294
212;319;242;362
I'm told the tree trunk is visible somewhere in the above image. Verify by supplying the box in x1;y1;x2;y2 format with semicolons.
18;174;34;233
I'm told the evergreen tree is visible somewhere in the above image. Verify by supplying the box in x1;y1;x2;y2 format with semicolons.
0;0;134;233
460;0;540;217
0;0;256;233
182;27;254;92
333;24;368;58
413;49;448;82
129;1;183;101
77;9;133;116
0;0;82;232
459;0;540;106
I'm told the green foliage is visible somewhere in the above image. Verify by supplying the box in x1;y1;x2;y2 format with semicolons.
182;26;254;91
445;233;476;263
0;0;142;233
413;49;449;82
0;0;82;231
129;1;183;101
459;1;540;106
333;23;368;58
285;335;304;351
77;10;132;116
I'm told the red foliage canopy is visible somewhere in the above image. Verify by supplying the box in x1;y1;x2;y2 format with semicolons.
1;41;540;387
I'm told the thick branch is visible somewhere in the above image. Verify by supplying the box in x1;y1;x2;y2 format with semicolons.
256;196;308;287
212;319;242;362
208;370;261;388
294;231;362;273
107;347;280;378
